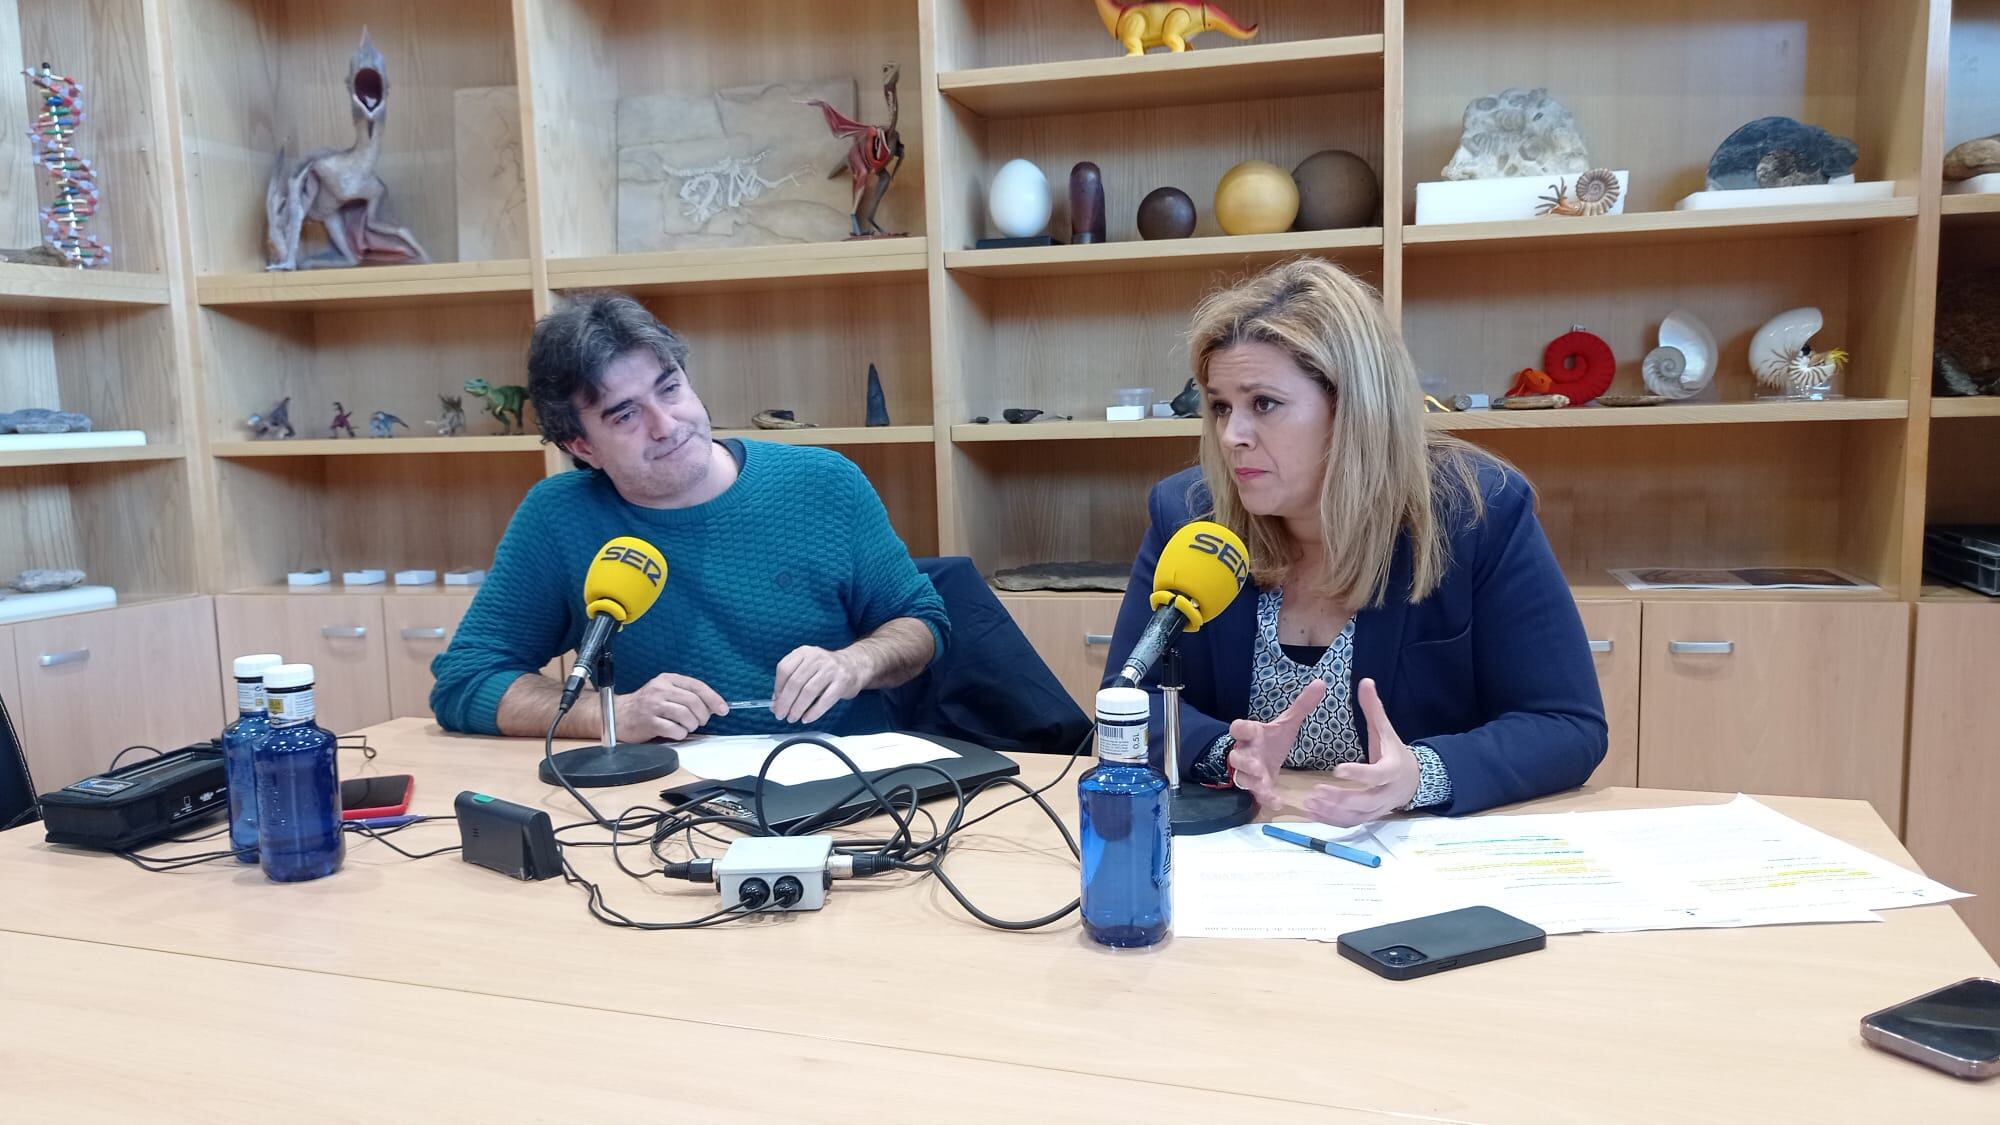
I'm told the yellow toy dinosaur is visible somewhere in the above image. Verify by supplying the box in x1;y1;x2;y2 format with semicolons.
1095;0;1259;55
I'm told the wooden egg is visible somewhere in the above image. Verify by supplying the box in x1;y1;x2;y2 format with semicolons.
1137;186;1197;240
1291;150;1379;230
1214;160;1299;236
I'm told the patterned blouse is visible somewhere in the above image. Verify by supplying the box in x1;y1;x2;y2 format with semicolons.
1190;587;1452;810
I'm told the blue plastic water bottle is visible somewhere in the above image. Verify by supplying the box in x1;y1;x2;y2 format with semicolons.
254;663;345;883
1079;686;1171;947
220;652;284;863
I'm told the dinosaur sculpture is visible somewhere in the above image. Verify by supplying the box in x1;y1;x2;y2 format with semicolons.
428;394;467;437
329;401;356;438
247;397;294;440
368;411;408;438
803;65;905;239
264;29;429;271
1094;1;1258;54
464;378;528;434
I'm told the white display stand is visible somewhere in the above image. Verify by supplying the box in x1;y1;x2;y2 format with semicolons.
342;569;387;586
1674;178;1893;210
0;430;146;452
1415;170;1630;224
1944;172;2000;196
0;585;117;625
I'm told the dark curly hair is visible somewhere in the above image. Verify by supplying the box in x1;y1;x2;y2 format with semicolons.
527;292;691;449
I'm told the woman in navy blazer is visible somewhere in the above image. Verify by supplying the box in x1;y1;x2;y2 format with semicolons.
1101;259;1606;824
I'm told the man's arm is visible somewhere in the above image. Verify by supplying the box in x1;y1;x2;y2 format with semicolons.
494;668;730;742
771;616;933;725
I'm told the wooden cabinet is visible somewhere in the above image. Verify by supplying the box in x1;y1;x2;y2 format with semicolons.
1575;601;1641;788
1637;601;1910;829
0;624;18;718
998;593;1125;711
11;599;223;790
381;595;473;720
213;595;391;735
1904;603;2000;957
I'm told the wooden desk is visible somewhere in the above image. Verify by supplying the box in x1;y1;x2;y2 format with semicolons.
2;718;1994;1122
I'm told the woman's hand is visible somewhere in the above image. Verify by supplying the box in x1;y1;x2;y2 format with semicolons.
1227;678;1328;808
1302;677;1419;826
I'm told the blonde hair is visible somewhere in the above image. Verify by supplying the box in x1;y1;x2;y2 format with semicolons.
1188;258;1493;608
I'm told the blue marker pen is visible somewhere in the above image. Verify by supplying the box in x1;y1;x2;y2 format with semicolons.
346;814;424;831
1262;823;1382;868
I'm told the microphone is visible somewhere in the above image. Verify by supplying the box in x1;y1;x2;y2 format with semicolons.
558;536;668;713
1116;521;1250;688
541;536;680;790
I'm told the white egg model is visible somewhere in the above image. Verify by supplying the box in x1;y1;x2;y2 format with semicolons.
988;159;1052;239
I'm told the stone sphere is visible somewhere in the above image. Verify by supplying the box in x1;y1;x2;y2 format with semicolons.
1136;186;1196;240
988;159;1052;239
1291;150;1378;230
1214;160;1299;236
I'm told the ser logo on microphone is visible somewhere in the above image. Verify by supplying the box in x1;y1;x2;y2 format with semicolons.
1190;531;1250;582
599;543;664;586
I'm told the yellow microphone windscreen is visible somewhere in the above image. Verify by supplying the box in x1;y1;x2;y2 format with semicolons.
583;536;668;624
1148;521;1250;631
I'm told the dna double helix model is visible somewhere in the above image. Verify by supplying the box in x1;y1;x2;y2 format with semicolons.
24;62;109;268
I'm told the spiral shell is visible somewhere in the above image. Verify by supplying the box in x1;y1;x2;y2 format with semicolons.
1571;169;1620;216
1642;345;1688;397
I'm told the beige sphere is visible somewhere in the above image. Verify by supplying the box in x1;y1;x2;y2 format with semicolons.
1214;160;1300;236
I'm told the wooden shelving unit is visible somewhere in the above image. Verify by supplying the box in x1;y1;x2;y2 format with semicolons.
937;34;1385;118
0;0;1985;608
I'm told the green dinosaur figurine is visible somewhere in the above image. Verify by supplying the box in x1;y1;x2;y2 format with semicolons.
463;378;528;434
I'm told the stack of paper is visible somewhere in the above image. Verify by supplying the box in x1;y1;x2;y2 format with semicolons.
1174;796;1966;941
673;732;956;787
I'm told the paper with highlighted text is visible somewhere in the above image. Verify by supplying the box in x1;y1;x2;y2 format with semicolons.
1172;796;1964;940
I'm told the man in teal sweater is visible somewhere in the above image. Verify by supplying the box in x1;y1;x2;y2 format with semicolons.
430;293;947;741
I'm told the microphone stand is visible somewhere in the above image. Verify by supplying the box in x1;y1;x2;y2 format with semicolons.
537;640;682;788
1158;646;1255;836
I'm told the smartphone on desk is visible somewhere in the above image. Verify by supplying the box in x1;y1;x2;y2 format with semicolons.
1861;977;2000;1079
340;774;414;820
1338;906;1546;981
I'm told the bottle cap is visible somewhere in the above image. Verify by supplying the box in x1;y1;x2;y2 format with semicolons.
264;663;317;691
233;653;284;679
1095;686;1148;722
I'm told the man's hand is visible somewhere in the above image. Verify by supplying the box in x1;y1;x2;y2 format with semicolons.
1300;677;1419;826
772;645;869;725
613;673;727;741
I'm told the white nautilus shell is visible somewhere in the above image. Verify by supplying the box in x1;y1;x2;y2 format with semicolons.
1645;309;1718;398
1749;307;1824;389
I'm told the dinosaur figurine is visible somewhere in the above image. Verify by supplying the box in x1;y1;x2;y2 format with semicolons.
247;397;294;440
329;401;356;438
264;29;430;271
803;64;905;239
428;394;467;437
464;378;528;434
1094;1;1258;54
368;411;408;438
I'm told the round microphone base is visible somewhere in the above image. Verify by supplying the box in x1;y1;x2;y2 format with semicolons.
538;743;681;789
1169;784;1257;836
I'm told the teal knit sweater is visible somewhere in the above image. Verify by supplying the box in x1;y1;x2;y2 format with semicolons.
429;441;948;736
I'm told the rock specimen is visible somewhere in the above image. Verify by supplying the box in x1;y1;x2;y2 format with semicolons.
1944;134;2000;181
1441;88;1590;181
1705;117;1858;191
0;408;92;433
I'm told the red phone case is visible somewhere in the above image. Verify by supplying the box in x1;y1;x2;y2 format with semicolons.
340;775;414;820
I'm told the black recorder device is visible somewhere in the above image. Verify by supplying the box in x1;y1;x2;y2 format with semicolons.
39;743;230;850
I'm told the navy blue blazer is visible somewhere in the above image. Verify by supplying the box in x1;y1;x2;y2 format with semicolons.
1100;462;1607;816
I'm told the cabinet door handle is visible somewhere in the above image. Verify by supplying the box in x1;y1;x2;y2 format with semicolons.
38;648;89;668
321;625;369;639
401;627;448;640
1083;633;1113;646
1668;640;1733;655
1587;639;1613;654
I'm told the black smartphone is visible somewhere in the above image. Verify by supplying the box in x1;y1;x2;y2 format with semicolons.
1861;977;2000;1080
339;774;414;819
1337;905;1546;981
